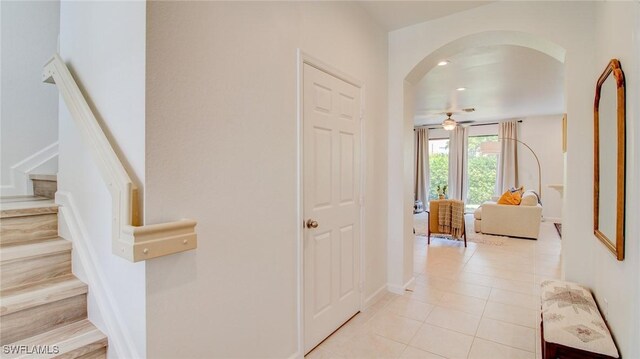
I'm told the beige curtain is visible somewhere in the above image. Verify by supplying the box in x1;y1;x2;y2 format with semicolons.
496;121;519;194
414;128;429;205
448;126;468;201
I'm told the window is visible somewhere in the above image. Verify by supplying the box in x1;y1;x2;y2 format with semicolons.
428;139;449;200
466;135;499;212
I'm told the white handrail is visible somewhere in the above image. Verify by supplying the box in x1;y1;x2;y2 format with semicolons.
44;54;197;262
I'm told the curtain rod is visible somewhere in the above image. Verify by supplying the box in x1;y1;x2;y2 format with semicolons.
414;119;523;130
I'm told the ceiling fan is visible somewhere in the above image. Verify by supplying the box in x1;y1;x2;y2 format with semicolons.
439;108;475;130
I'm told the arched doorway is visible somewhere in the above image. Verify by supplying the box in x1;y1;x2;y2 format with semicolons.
388;30;567;293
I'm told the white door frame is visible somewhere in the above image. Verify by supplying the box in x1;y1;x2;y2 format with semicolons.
296;49;366;357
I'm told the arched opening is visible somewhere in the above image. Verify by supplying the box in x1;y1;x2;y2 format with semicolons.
405;31;565;86
389;30;567;293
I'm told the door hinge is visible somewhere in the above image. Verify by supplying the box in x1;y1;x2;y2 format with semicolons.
359;196;365;206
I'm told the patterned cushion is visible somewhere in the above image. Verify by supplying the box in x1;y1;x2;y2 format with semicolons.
540;280;619;358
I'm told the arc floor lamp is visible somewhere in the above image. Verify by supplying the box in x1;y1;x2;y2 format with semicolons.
498;137;542;197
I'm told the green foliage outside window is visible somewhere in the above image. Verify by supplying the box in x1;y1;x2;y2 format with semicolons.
428;137;449;201
427;136;498;206
466;136;498;206
429;153;449;200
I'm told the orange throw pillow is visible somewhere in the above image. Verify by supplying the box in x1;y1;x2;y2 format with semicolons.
498;187;524;205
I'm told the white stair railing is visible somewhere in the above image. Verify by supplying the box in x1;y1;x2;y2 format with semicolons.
43;54;196;262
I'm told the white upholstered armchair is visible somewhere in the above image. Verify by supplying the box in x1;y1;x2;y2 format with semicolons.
473;191;543;239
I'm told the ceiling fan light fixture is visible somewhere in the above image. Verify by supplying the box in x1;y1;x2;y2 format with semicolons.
442;118;457;131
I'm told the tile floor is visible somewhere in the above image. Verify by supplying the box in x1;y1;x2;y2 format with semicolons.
306;215;562;359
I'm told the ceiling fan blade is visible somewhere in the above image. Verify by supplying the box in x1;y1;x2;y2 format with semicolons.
419;110;448;116
420;107;475;115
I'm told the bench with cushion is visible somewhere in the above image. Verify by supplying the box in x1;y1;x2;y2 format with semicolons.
540;280;619;359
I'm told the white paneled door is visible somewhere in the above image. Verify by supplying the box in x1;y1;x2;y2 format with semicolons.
303;63;361;353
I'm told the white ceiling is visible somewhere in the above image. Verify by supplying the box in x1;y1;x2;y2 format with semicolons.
413;45;565;126
357;1;491;31
355;1;565;127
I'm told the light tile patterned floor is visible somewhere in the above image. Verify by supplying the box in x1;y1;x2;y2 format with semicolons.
306;216;562;359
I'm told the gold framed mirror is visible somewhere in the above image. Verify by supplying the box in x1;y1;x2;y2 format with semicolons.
594;59;626;260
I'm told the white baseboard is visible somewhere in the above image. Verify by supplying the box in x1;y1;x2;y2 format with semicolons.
56;191;141;359
543;217;562;223
1;142;58;196
286;351;302;359
364;284;388;309
387;276;415;295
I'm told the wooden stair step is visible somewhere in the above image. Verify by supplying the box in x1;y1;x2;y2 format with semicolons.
29;174;57;199
0;195;53;204
0;273;88;345
1;197;59;245
0;213;59;245
1;275;87;316
2;319;106;359
1;197;58;218
1;238;71;262
0;194;107;356
29;174;57;182
0;291;87;345
1;238;72;291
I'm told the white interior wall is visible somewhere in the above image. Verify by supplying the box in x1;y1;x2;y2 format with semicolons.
144;2;388;358
402;81;416;287
0;0;59;194
57;2;146;358
518;115;564;221
583;3;639;358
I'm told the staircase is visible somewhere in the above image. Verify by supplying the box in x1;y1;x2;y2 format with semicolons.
0;177;108;358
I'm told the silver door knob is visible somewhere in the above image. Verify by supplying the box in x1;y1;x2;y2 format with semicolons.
306;219;319;228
